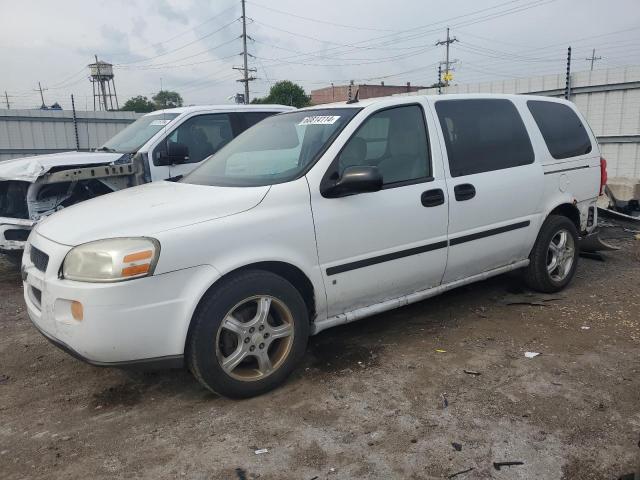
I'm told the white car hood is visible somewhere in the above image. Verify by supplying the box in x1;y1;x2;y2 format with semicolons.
0;151;125;182
36;181;270;246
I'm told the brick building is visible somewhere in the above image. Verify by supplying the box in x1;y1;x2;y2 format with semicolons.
310;82;426;105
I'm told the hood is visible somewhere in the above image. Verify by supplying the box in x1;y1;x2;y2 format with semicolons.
35;181;270;246
0;151;125;182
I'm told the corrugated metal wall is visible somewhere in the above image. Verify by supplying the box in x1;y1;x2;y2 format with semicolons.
0;109;142;161
408;66;640;180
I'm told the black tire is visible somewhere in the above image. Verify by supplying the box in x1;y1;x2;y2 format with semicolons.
187;270;309;398
524;214;579;293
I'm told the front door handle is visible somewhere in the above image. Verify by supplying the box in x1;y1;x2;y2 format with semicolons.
421;188;445;207
454;183;476;201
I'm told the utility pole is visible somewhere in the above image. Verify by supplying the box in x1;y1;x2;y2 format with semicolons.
564;46;572;100
3;91;9;109
233;0;256;104
585;48;602;71
436;27;458;87
35;81;47;108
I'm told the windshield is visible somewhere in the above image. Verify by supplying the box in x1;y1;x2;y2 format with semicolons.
101;112;180;153
181;108;360;187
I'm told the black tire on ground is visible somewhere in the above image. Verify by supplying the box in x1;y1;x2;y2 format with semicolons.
187;270;309;399
524;214;580;293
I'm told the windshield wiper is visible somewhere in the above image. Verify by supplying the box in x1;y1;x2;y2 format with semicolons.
95;146;116;152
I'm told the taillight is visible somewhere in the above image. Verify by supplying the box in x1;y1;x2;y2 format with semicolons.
599;157;608;195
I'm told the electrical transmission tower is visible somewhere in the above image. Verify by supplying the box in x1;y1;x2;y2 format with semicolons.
435;27;458;87
585;49;602;71
233;0;256;104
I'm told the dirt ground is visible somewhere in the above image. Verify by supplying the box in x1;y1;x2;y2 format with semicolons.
1;223;639;480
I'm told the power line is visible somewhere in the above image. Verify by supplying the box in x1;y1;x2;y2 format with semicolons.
247;0;397;32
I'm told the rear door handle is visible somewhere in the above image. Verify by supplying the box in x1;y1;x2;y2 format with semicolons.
421;188;445;207
454;183;476;201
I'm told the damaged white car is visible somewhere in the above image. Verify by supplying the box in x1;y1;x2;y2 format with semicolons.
0;104;293;258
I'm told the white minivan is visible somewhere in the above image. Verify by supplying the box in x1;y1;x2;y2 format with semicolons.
22;94;605;398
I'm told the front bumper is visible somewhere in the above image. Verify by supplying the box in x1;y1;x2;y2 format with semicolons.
0;217;34;251
23;231;219;365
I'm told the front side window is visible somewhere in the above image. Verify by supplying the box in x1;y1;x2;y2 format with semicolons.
527;100;592;159
336;105;430;185
436;99;534;177
155;114;234;165
181;109;360;187
101;112;179;153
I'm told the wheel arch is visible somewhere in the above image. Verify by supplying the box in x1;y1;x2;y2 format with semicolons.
184;260;317;354
546;202;581;232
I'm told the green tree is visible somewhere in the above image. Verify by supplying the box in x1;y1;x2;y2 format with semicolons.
251;81;310;108
121;95;156;113
153;90;183;109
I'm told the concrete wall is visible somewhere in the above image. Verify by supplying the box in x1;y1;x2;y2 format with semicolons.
0;109;142;161
408;66;640;180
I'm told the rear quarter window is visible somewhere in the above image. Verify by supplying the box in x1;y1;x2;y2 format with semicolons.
435;99;534;177
527;100;592;159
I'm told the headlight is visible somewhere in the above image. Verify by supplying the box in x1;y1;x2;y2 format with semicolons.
62;238;160;283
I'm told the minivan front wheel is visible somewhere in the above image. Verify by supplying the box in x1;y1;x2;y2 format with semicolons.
187;270;309;398
525;215;579;293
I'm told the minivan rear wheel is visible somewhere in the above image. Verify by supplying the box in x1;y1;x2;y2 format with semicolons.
524;214;579;293
187;270;309;398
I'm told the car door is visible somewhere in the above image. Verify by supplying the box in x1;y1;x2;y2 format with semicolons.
150;113;236;181
309;103;449;318
433;97;545;283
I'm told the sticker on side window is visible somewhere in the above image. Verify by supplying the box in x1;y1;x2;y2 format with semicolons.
299;115;340;125
150;119;171;126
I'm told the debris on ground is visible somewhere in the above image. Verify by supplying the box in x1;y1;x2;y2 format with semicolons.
448;467;475;478
580;251;606;261
497;292;565;306
493;461;524;470
254;448;268;455
463;369;481;376
452;442;463;451
435;349;447;353
581;326;591;330
235;468;248;480
525;352;541;358
0;374;9;385
441;393;449;408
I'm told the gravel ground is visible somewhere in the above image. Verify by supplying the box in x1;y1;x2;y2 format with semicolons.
1;224;639;480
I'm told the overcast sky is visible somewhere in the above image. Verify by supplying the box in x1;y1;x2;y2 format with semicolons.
1;0;639;110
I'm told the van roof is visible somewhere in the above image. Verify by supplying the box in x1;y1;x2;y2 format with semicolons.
147;104;296;116
301;93;573;110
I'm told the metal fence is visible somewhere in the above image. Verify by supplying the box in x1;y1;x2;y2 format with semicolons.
0;109;142;161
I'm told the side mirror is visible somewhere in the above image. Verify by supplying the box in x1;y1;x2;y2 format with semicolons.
157;142;189;165
322;165;383;198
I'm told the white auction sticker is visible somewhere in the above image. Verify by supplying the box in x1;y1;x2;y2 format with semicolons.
150;119;171;126
299;115;340;125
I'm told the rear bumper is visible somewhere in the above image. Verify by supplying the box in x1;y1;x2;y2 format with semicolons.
0;217;34;251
